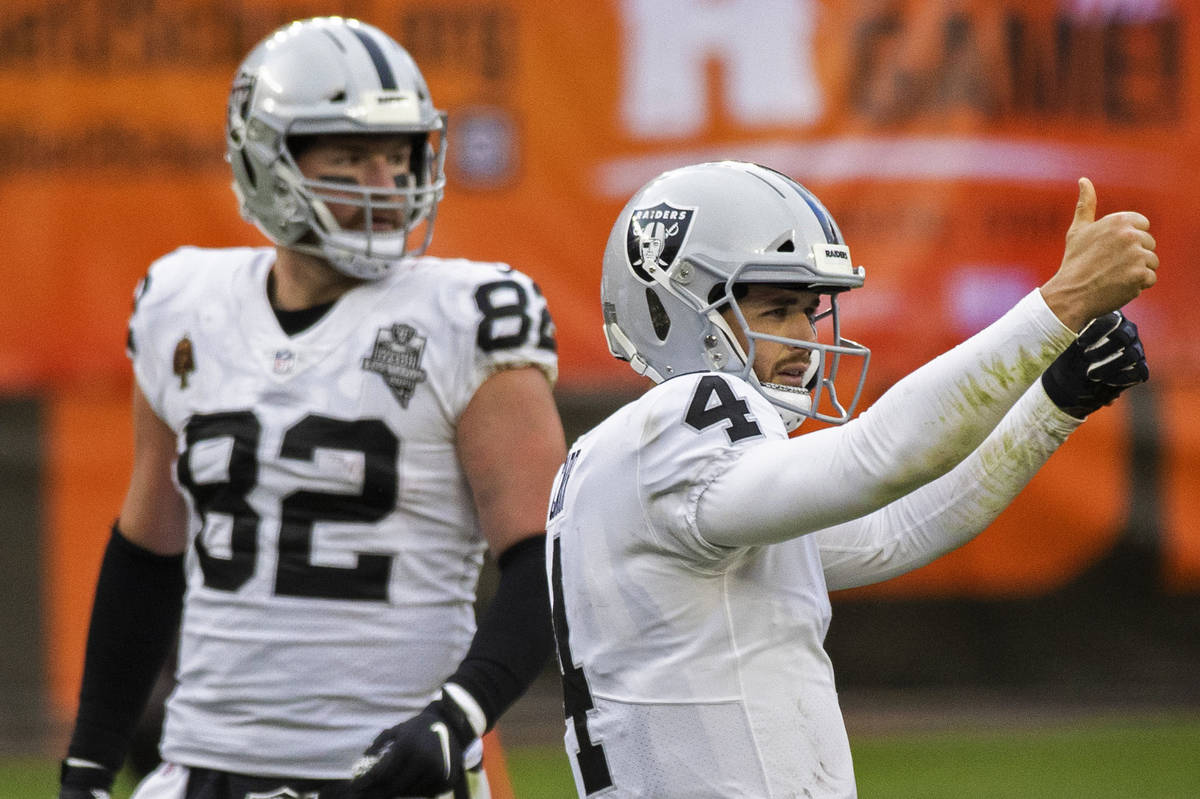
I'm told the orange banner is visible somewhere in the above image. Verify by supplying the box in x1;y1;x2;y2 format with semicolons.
7;0;1197;714
3;1;1195;390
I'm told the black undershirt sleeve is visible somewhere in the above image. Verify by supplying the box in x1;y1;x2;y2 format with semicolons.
66;524;186;772
447;534;554;731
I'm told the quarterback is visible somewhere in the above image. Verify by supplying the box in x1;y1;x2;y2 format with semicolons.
58;17;566;799
547;162;1156;797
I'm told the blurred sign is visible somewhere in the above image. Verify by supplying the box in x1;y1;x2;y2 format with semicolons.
2;0;1193;390
4;0;1197;714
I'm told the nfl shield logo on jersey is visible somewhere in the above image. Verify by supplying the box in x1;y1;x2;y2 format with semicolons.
272;349;296;375
626;201;695;283
362;323;429;407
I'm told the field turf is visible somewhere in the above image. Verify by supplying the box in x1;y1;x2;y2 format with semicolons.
7;713;1198;798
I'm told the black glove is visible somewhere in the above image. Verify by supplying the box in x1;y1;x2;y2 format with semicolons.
349;690;478;798
59;760;114;799
315;782;355;799
1042;311;1149;418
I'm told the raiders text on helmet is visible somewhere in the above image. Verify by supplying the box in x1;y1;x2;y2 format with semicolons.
601;161;871;429
226;17;448;279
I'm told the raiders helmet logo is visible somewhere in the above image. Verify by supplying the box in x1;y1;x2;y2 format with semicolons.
625;202;695;283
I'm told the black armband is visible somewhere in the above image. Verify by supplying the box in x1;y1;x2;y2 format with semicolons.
66;523;185;772
447;534;554;731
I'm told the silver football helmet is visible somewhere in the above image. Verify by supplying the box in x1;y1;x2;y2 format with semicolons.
601;161;870;430
226;17;447;279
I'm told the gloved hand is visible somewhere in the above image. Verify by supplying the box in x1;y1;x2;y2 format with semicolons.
59;760;114;799
1042;311;1148;418
349;690;479;798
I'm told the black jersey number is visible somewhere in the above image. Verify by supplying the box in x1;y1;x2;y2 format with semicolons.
550;535;613;795
684;375;762;443
177;411;398;600
474;279;556;353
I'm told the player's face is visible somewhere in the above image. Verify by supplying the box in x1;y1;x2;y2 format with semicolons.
721;284;821;387
293;134;415;231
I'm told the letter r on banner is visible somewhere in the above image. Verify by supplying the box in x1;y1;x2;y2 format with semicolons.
619;0;824;138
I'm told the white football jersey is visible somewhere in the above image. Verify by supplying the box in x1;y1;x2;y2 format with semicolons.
127;246;556;778
548;289;1082;798
547;372;855;799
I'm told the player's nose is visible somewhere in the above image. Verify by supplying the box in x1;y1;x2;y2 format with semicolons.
789;316;818;344
361;155;399;189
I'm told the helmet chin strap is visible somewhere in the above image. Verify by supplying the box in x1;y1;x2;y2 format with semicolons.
757;383;812;432
324;248;393;280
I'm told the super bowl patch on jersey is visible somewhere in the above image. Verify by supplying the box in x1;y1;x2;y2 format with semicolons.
361;323;429;407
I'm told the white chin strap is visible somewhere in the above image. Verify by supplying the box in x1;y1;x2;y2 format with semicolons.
759;353;820;432
322;230;409;280
285;235;397;281
759;384;811;432
323;245;395;280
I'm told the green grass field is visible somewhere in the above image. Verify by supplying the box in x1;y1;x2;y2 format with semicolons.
8;714;1200;798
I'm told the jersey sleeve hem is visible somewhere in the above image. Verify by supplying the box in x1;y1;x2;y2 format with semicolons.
479;357;558;388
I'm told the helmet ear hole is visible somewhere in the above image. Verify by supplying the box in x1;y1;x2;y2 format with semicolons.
776;239;795;252
645;288;671;341
286;135;316;161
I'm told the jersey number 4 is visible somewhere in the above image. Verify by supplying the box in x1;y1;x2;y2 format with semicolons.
685;375;762;443
551;535;613;795
177;411;397;601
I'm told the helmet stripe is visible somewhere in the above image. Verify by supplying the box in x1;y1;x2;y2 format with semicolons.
350;28;398;90
791;183;842;245
753;164;842;245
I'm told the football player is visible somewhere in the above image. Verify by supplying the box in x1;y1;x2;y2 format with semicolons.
547;162;1156;797
57;17;566;799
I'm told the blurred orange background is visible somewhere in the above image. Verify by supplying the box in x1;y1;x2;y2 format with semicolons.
2;0;1196;719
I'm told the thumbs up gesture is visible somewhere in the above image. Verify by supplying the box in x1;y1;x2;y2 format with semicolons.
1040;178;1159;332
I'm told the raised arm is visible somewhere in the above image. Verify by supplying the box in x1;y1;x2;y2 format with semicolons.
816;310;1148;590
697;179;1157;548
816;381;1075;590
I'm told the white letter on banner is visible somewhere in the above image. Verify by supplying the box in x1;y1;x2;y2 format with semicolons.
618;0;823;138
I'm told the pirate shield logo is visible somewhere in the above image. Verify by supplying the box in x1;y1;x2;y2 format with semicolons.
625;202;695;283
362;323;428;408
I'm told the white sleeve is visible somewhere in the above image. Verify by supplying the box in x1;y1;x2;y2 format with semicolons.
127;250;193;420
815;382;1081;590
444;264;558;419
696;289;1077;547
